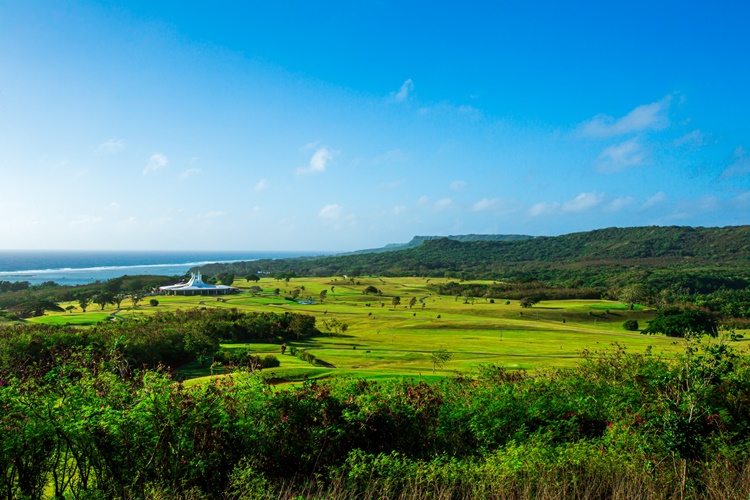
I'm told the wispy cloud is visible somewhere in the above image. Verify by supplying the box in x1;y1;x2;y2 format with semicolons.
318;203;356;227
297;147;334;175
143;153;168;175
255;178;268;191
472;198;498;211
418;103;482;120
577;95;672;138
642;191;666;209
721;146;750;179
434;198;453;210
673;130;705;148
596;138;647;172
450;180;466;191
529;201;560;217
529;191;605;216
391;79;414;102
391;205;407;216
605;196;635;212
562;191;605;213
96;139;125;153
201;211;226;219
373;149;408;164
179;168;202;180
319;204;343;220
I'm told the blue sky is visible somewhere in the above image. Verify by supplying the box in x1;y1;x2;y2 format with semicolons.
1;1;748;251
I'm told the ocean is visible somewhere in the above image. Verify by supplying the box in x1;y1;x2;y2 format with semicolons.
0;250;318;286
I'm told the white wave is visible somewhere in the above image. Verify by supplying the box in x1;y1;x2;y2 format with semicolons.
0;259;254;277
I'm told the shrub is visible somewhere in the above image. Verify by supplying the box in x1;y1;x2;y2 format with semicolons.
623;319;639;331
149;299;159;307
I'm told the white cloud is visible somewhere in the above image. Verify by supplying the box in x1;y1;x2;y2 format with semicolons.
434;198;453;210
472;198;499;211
642;191;666;209
416;195;430;206
391;79;414;102
529;191;604;217
250;206;262;218
373;149;408;164
202;211;225;218
418;103;482;120
391;205;407;216
721;146;750;179
561;191;605;213
96;139;125;153
179;168;202;180
319;204;342;220
297;147;334;175
450;180;466;191
673;130;705;148
596;138;647;172
577;95;672;138
143;153;168;175
529;201;561;217
605;196;635;212
318;203;356;228
255;178;268;191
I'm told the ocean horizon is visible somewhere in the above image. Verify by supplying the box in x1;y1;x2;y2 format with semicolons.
0;250;323;286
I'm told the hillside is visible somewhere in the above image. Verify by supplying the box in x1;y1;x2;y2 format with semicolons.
340;233;533;255
194;225;750;291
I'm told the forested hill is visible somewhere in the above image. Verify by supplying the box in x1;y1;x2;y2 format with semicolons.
340;233;533;255
194;225;750;290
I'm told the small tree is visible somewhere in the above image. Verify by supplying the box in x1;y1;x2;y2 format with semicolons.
246;274;260;283
78;297;90;313
409;297;417;309
619;284;647;310
519;297;538;308
130;291;143;309
93;291;115;311
391;296;401;308
319;290;328;303
149;299;159;307
429;347;453;374
113;293;126;309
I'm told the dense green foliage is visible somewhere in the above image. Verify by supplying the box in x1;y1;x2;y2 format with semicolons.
2;339;750;498
341;233;533;255
195;226;750;294
0;308;318;376
0;275;177;316
643;310;719;338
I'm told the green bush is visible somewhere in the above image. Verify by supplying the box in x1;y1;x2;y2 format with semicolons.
623;319;639;331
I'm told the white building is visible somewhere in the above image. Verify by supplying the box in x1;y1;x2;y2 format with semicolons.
159;273;238;296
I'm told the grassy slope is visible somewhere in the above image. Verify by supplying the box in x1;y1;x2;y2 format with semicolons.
29;277;688;382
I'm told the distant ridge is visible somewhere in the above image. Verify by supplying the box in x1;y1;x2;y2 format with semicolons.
193;225;750;291
340;234;534;255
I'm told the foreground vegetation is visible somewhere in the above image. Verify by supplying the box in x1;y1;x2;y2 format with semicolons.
2;334;750;498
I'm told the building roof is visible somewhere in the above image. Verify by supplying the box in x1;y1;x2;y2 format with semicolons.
159;272;237;292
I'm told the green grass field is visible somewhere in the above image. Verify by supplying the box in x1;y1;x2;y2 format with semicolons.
28;276;690;382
